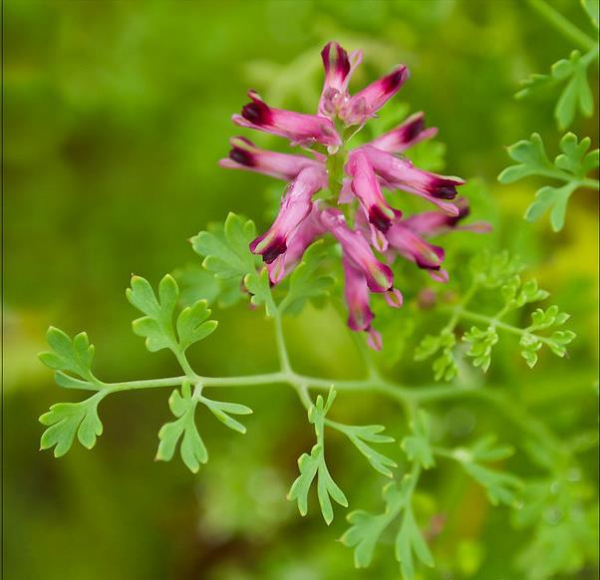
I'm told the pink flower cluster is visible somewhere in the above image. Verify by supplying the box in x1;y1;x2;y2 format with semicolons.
221;42;487;349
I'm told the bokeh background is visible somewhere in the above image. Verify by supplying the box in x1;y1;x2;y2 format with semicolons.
4;1;598;579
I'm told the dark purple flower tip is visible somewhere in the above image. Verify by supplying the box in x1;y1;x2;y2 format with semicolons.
369;206;392;232
446;199;471;226
252;236;287;264
229;147;255;167
401;114;425;142
383;66;409;94
415;258;441;271
415;245;445;270
427;179;460;200
241;93;272;126
321;42;351;78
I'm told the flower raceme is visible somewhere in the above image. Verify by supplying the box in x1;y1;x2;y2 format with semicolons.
220;42;487;348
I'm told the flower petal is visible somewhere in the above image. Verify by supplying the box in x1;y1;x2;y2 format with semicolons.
234;90;341;147
319;42;362;118
321;208;393;293
361;146;465;212
404;199;492;236
341;65;409;126
347;149;398;232
368;112;438;153
386;221;446;276
220;137;323;180
267;205;325;283
250;166;326;263
342;258;374;332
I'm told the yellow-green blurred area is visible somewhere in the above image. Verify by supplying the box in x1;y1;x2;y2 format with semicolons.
4;1;598;579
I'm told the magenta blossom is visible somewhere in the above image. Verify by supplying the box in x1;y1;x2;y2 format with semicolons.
221;42;487;349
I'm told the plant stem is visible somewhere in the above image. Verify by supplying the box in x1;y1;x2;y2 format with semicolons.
274;311;292;373
580;177;600;190
450;307;555;347
527;0;597;51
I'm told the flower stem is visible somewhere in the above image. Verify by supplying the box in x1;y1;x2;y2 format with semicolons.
527;0;597;51
274;311;292;373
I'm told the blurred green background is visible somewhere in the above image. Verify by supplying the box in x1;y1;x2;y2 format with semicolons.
4;1;598;579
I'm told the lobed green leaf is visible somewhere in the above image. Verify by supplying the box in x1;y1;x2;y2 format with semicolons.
40;393;105;457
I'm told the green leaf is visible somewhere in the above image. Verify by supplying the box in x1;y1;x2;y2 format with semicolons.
463;326;498;373
502;276;550;309
341;482;403;568
414;330;457;382
39;327;97;383
396;506;435;580
157;383;252;472
176;300;218;351
200;396;253;434
500;133;599;231
172;263;222;307
462;462;522;507
127;275;179;352
40;392;105;457
342;473;434;577
470;251;523;288
402;410;435;469
529;305;570;331
498;133;553;184
191;213;260;280
515;51;596;129
582;0;600;28
156;382;207;473
192;213;278;316
279;241;334;315
451;441;522;507
334;423;397;477
244;268;276;317
525;183;578;231
287;389;348;525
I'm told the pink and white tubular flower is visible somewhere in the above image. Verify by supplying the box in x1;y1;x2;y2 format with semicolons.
221;42;488;349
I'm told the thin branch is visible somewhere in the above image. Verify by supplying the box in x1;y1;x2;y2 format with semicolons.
527;0;597;51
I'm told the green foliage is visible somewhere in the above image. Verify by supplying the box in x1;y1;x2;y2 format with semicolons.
470;251;523;289
127;274;179;352
401;410;435;470
341;482;401;569
278;241;334;315
517;49;597;129
332;422;397;478
39;393;105;457
448;437;521;507
157;381;253;473
514;474;598;578
341;472;434;579
192;213;279;317
192;213;260;281
417;252;576;380
127;274;218;353
176;300;218;352
156;381;207;473
197;393;253;435
38;327;99;387
515;0;599;131
582;0;600;29
463;326;498;372
499;132;599;231
288;389;348;525
395;502;435;580
414;330;457;382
